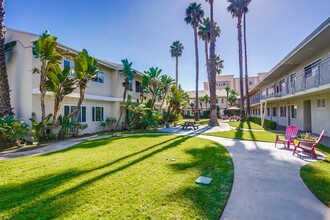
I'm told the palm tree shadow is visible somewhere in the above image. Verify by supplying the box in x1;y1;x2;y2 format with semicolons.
3;135;193;219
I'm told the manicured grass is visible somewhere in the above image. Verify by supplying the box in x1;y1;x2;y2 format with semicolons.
0;135;233;219
227;121;265;130
205;129;279;143
300;144;330;207
178;119;210;126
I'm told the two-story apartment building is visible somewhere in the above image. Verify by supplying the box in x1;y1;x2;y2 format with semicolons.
6;29;164;134
203;73;267;95
249;18;330;136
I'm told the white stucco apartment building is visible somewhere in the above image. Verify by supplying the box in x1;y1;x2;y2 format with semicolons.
5;28;163;134
249;17;330;137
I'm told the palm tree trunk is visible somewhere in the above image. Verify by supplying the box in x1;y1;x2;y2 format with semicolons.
237;14;245;119
0;0;13;116
193;26;199;121
204;41;209;81
208;0;219;126
175;56;178;87
116;82;127;130
159;91;166;113
51;96;60;128
40;61;47;139
244;13;250;118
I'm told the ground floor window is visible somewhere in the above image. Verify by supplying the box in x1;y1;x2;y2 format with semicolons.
291;105;297;118
280;106;286;117
64;105;86;122
267;108;270;116
92;107;104;122
316;98;325;109
272;107;277;117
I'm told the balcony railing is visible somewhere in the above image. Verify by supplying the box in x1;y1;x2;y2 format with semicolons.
250;56;330;105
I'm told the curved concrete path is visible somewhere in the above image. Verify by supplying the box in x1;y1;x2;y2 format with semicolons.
1;131;329;219
198;135;330;220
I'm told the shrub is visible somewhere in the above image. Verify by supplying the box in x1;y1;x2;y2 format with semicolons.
249;117;277;130
0;116;30;146
100;117;117;130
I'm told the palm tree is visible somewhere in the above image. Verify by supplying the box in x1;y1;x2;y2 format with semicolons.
72;49;99;121
160;74;175;111
170;41;184;87
142;67;163;109
228;88;239;106
0;0;12;116
115;58;136;130
243;0;252;118
227;0;250;119
199;96;204;111
46;64;78;127
185;2;204;121
204;94;210;109
225;86;231;108
214;54;224;75
206;0;220;126
33;32;62;140
198;18;220;80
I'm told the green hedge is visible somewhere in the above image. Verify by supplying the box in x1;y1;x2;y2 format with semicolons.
249;117;277;130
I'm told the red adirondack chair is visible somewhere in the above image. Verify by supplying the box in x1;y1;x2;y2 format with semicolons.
293;130;325;158
275;125;299;149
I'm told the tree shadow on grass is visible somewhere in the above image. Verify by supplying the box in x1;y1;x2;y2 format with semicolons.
1;135;193;219
168;144;234;219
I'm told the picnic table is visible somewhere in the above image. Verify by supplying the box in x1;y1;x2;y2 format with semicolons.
182;121;200;130
229;115;240;121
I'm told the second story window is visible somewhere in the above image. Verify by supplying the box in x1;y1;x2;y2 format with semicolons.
249;81;253;86
135;81;142;93
92;71;104;83
304;59;321;78
63;60;75;77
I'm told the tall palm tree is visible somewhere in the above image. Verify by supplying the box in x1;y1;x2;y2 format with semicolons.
170;41;184;87
198;17;220;80
185;2;204;121
225;86;231;108
227;0;250;119
243;0;252;118
206;0;220;126
116;58;136;130
0;0;12;116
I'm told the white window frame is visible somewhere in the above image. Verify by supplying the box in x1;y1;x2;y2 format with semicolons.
316;98;326;109
291;104;297;119
92;71;104;84
63;104;87;123
92;106;105;122
63;59;75;77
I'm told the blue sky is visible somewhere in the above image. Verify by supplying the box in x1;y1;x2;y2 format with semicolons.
6;0;330;91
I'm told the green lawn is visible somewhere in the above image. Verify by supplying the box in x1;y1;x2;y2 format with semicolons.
205;129;278;143
0;134;233;219
300;144;330;207
227;121;265;130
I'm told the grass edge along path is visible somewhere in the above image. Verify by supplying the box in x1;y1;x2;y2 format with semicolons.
204;128;330;207
0;134;233;219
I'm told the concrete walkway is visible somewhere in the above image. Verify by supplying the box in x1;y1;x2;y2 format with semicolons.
1;129;329;219
197;135;330;220
0;134;112;160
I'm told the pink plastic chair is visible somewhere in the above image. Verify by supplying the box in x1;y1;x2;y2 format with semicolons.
293;130;325;158
275;125;299;149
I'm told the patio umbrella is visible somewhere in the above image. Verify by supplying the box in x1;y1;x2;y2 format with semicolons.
227;106;240;111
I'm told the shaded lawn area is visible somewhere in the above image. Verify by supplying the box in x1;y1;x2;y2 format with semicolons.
227;121;265;130
0;134;233;219
300;144;330;207
205;129;279;143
